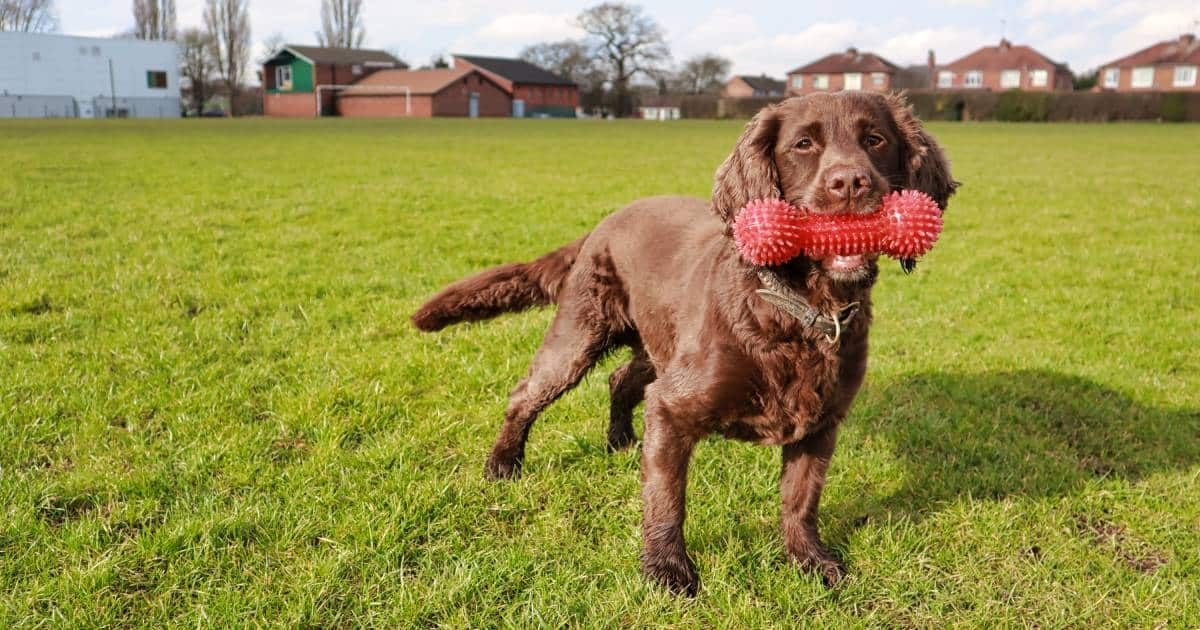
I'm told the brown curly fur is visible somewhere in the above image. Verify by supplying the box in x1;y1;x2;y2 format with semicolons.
413;92;957;595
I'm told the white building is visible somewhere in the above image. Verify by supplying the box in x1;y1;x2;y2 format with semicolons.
0;32;179;119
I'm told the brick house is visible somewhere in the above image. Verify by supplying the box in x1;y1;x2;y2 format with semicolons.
722;75;786;98
336;68;510;118
262;45;406;117
936;39;1072;91
786;48;899;95
452;54;578;117
1097;33;1198;92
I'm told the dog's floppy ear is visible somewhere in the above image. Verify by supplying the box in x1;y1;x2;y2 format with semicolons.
711;106;782;225
886;93;958;211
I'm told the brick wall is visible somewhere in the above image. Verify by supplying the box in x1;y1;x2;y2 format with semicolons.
337;95;434;117
936;68;1072;91
786;71;893;96
337;74;511;117
264;93;315;117
1098;65;1200;92
513;84;579;108
434;73;511;117
722;78;754;98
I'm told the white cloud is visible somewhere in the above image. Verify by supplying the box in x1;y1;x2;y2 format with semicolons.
1020;0;1107;18
685;8;759;44
1113;9;1198;44
714;20;875;77
878;26;989;66
475;12;580;42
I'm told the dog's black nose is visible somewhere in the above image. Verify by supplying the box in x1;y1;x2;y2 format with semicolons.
825;168;872;201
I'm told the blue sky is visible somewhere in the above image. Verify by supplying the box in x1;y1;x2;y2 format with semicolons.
60;0;1198;78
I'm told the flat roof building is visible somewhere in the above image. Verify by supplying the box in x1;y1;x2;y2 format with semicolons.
0;31;179;118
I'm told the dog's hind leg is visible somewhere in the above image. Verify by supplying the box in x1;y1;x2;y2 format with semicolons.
607;347;655;451
485;299;610;480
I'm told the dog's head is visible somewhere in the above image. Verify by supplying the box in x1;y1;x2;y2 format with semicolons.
712;92;958;282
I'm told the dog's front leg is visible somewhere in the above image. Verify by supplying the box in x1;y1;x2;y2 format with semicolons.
781;424;846;587
639;393;700;596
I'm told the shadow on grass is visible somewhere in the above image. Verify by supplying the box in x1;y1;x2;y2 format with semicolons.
841;369;1200;525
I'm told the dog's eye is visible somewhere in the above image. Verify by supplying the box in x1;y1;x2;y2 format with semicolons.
795;138;814;150
864;134;886;148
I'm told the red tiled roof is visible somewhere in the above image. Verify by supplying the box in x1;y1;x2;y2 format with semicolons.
1102;34;1200;68
942;39;1068;73
736;75;786;93
343;68;473;95
788;49;899;75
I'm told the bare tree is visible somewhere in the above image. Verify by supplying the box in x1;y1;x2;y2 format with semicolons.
520;40;601;88
576;2;670;116
179;27;214;114
132;0;176;40
0;0;58;32
675;54;731;95
316;0;364;48
259;31;285;61
204;0;250;115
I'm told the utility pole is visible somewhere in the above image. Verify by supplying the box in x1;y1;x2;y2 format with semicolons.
108;58;117;117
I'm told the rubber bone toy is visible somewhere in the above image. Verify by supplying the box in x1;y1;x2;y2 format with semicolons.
732;190;943;267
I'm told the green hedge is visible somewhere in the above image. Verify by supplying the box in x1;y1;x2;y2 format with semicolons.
706;91;1200;122
902;90;1200;122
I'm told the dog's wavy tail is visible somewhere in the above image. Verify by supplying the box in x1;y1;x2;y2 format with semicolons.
411;236;586;332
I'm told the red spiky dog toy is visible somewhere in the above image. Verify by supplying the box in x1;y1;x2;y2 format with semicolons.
732;190;943;266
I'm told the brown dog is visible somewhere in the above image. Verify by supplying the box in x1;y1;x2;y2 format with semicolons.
413;92;957;595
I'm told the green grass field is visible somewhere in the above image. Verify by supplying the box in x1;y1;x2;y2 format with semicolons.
1;117;1198;626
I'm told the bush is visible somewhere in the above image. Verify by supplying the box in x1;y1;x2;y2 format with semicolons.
995;90;1050;121
714;91;1200;122
1160;93;1188;122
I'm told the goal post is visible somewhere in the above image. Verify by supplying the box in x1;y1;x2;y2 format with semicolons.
314;84;412;116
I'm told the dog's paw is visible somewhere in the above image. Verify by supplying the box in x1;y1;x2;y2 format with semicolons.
789;544;846;588
641;550;700;596
606;426;637;452
484;455;522;481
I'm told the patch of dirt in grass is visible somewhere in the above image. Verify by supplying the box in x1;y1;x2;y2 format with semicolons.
270;436;309;464
168;293;207;319
10;293;58;316
36;490;103;526
1075;515;1168;574
1078;455;1115;477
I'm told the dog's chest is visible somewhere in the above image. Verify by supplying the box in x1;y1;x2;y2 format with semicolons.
719;343;848;445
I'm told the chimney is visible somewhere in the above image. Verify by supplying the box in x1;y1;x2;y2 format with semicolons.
846;46;858;57
927;49;936;89
999;38;1012;50
1181;33;1196;47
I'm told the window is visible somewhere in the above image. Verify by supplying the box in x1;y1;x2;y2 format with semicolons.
1000;70;1020;88
964;71;983;88
937;71;954;88
813;74;829;89
1174;65;1197;87
352;64;363;76
1030;70;1048;87
275;65;293;90
1103;68;1119;88
843;72;862;90
1131;66;1154;88
146;71;168;89
791;75;803;89
871;72;886;88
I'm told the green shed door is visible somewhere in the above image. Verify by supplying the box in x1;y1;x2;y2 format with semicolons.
270;57;314;93
290;59;313;93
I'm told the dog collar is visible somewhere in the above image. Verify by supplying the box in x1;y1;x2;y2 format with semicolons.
754;270;860;344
